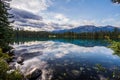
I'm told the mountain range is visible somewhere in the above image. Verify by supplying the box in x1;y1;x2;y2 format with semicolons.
52;25;120;33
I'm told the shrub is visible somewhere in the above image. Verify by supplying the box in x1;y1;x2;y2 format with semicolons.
0;48;23;80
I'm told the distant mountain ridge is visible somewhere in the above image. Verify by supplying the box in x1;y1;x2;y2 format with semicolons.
52;25;120;33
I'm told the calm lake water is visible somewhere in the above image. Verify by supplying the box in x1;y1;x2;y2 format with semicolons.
12;39;120;80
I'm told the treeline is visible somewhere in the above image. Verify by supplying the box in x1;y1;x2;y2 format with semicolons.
14;30;50;38
14;28;120;40
53;31;120;39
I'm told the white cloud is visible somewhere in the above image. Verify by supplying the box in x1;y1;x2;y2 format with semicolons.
54;14;69;23
101;18;120;27
70;19;98;27
115;22;120;27
81;20;96;25
101;18;114;23
40;12;70;24
11;0;52;14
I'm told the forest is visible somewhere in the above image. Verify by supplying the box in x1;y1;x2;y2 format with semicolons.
14;28;120;40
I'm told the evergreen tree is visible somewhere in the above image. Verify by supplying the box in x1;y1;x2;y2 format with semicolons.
0;0;13;52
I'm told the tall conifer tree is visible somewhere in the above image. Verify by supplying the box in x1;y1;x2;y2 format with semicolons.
0;0;13;52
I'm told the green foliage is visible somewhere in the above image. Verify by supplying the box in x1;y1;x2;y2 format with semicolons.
0;0;14;52
0;48;13;63
7;70;23;80
0;48;10;59
0;58;9;80
109;41;120;56
0;48;23;80
95;64;106;72
106;36;120;56
118;35;120;39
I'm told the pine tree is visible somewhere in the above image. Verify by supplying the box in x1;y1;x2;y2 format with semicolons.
0;0;13;52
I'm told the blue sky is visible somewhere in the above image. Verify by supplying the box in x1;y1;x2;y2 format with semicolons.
10;0;120;31
47;0;120;25
53;0;119;18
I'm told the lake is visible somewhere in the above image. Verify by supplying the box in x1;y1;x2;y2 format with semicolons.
12;39;120;80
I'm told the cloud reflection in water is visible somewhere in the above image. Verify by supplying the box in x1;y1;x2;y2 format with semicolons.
12;40;120;80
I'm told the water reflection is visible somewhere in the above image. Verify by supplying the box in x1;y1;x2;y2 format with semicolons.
12;39;120;80
14;38;109;47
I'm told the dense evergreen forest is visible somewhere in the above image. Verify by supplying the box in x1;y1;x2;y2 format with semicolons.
14;28;120;40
